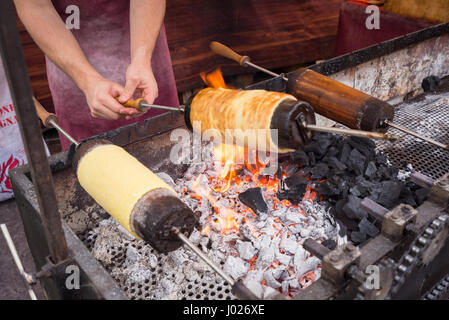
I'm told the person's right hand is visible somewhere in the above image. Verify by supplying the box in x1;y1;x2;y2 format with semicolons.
82;76;141;120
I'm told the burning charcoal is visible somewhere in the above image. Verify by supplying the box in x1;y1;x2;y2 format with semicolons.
321;239;337;250
223;256;248;280
278;173;308;203
275;250;293;266
288;223;302;235
256;244;275;269
285;172;308;186
280;234;299;254
236;240;257;261
325;156;347;172
272;265;287;279
285;211;303;224
245;270;264;283
264;270;282;289
289;278;300;289
300;227;311;238
348;148;366;176
290;149;309;166
342;195;368;221
371;181;402;208
254;234;272;250
282;281;289;295
293;245;308;271
358;217;379;237
364;161;377;179
415;188;429;205
311;163;329;180
350;231;367;244
238;187;268;214
283;163;300;176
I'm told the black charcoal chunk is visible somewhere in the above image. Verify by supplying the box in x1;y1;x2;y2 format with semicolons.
358;217;379;237
335;199;359;231
311;163;329;180
415;188;429;205
290;150;309;166
347;137;376;161
370;181;401;208
348;149;366;176
239;187;268;214
277;173;308;203
308;152;316;166
322;239;337;251
326;156;347;172
326;146;339;158
342;195;367;221
337;220;348;237
350;231;367;244
339;143;352;164
365;161;377;179
316;180;340;196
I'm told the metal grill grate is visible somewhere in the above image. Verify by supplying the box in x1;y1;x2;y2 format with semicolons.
376;91;449;180
78;226;235;300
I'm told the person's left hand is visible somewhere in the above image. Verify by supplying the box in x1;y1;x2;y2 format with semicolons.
118;59;159;120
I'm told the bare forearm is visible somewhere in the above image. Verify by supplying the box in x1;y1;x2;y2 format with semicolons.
14;0;101;92
129;0;166;65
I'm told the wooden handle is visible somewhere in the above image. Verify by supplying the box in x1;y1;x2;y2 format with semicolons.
210;41;249;66
116;97;146;110
33;97;57;128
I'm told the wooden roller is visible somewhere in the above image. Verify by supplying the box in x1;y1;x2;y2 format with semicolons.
286;69;394;132
210;41;395;132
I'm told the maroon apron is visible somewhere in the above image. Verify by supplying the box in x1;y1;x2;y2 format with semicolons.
46;0;179;150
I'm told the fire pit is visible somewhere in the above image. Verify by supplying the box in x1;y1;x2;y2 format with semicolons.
10;24;449;300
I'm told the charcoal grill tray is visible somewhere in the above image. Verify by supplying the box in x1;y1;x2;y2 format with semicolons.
376;87;449;180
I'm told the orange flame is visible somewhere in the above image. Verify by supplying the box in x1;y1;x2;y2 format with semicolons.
200;68;231;89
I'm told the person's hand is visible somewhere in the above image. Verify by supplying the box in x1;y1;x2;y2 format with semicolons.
118;58;159;120
82;75;140;120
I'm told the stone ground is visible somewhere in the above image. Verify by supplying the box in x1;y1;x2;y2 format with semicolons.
0;199;44;300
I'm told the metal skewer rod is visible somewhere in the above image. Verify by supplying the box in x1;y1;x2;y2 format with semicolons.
48;119;80;147
304;123;398;141
1;224;38;300
138;102;182;112
244;61;288;81
385;120;449;150
210;41;288;81
174;228;235;285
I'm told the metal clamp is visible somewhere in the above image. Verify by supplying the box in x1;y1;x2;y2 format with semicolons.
321;243;361;285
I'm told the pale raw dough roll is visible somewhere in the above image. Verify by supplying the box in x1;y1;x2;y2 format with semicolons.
76;144;176;238
190;88;298;153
